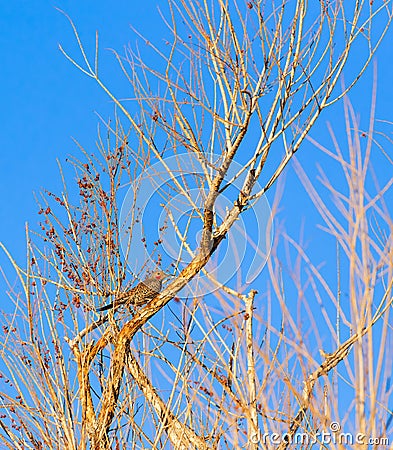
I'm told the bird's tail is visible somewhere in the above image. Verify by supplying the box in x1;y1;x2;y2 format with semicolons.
97;297;126;312
97;302;114;312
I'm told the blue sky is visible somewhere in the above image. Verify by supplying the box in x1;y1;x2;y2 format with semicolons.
1;0;392;328
0;3;392;312
0;1;167;261
0;0;393;264
0;1;392;266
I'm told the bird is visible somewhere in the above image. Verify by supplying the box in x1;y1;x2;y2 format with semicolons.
97;270;169;312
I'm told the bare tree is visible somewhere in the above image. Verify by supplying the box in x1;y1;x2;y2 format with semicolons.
0;1;392;449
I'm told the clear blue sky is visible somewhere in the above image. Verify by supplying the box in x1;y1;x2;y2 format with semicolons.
1;2;392;298
0;1;168;261
0;1;392;265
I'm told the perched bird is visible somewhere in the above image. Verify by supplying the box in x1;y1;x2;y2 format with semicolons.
98;270;169;312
